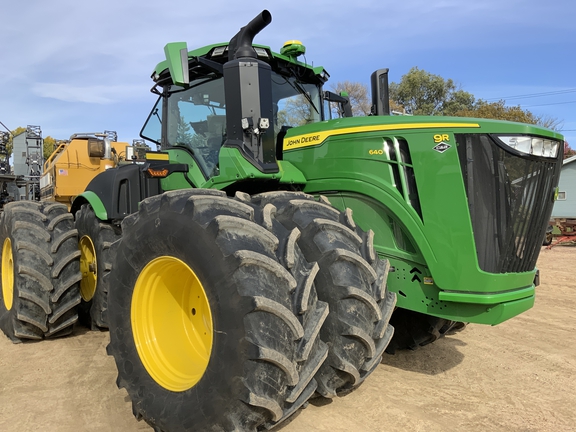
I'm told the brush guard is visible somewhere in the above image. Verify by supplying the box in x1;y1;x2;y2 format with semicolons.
456;133;562;273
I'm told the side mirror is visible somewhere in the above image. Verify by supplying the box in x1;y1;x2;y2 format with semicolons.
164;42;190;87
370;68;390;116
324;91;353;118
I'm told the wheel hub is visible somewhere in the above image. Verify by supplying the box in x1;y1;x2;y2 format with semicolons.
79;235;97;301
2;238;14;311
131;256;213;392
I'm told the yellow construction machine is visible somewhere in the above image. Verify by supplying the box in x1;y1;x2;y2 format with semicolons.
40;132;130;208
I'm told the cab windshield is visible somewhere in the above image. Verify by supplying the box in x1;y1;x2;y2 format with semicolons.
141;71;322;177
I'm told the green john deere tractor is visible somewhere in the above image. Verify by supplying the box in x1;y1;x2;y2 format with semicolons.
0;9;563;431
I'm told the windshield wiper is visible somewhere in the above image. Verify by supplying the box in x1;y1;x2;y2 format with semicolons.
286;74;319;115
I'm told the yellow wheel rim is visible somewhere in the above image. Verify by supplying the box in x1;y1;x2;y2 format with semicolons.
2;238;14;311
131;256;213;392
79;235;97;301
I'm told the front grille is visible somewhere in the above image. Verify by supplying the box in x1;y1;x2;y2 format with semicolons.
456;133;561;273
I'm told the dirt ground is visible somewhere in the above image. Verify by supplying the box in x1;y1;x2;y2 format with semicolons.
1;246;575;432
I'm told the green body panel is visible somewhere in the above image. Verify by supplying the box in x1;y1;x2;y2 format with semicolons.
150;114;557;325
159;147;307;191
160;148;205;190
163;42;189;87
146;35;562;327
383;256;534;325
155;43;222;76
205;147;306;189
74;191;108;220
279;115;561;324
438;286;535;304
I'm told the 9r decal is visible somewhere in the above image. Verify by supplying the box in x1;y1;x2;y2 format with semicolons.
434;134;450;143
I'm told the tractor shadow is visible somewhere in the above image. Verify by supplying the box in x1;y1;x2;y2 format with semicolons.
271;335;467;430
71;325;94;337
380;335;467;375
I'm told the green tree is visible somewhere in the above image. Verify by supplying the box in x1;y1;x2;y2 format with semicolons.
455;100;536;123
389;67;475;116
532;114;562;131
280;95;315;127
389;67;562;130
453;100;563;130
2;127;60;162
272;68;564;136
43;136;57;160
5;128;72;163
176;116;195;145
5;126;26;158
277;81;372;126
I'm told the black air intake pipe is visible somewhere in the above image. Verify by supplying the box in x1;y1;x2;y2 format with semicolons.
228;10;272;60
223;10;278;173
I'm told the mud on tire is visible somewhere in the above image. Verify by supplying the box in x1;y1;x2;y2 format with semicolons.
106;189;329;431
75;204;121;329
0;201;81;342
253;192;397;398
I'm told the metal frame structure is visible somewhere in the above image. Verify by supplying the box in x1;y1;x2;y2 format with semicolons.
24;125;44;201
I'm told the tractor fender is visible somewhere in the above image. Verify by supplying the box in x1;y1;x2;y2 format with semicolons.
71;191;108;220
72;164;162;222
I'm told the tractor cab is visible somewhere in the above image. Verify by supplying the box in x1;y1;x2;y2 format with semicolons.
141;23;330;179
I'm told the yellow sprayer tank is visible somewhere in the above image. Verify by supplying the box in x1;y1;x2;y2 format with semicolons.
40;132;129;209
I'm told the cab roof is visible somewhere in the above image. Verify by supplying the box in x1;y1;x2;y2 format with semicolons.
151;42;328;87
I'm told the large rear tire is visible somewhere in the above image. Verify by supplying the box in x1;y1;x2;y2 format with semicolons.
106;190;329;431
75;204;121;329
253;192;396;398
0;201;81;342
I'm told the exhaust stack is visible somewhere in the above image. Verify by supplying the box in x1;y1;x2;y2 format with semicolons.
223;10;278;173
228;10;272;60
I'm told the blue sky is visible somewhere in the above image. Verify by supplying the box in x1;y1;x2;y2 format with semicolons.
1;0;575;147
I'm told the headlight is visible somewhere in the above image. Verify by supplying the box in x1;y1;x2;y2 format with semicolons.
211;46;227;57
497;135;560;158
254;47;270;58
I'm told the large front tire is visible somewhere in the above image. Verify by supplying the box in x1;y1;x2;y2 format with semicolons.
75;204;121;329
106;190;329;431
385;309;466;353
0;201;81;342
254;192;397;398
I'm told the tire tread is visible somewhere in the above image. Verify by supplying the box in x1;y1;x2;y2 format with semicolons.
106;190;329;431
254;193;396;397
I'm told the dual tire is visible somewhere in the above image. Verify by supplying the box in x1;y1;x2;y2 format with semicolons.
0;201;81;342
0;190;396;430
253;192;397;397
0;201;118;341
106;190;396;431
74;204;121;329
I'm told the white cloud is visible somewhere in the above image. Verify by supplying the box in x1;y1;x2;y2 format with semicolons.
30;83;143;104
